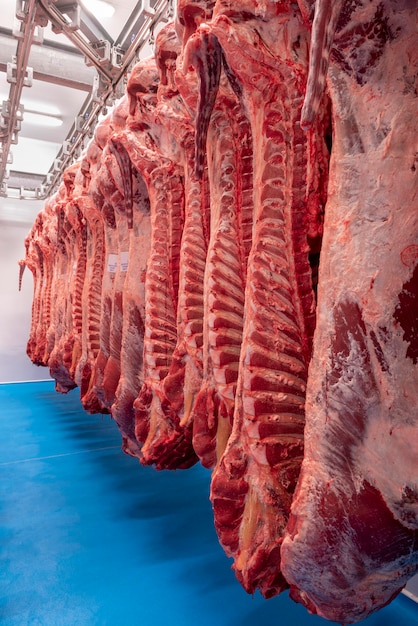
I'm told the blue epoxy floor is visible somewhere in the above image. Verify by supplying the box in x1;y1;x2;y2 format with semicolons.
1;381;417;626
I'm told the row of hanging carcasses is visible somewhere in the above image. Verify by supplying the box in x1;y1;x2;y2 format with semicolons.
21;3;331;611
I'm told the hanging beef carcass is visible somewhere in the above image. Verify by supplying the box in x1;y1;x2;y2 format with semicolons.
108;94;153;457
30;195;59;366
23;213;46;365
70;138;108;413
109;159;151;457
60;161;91;386
44;194;66;368
47;181;79;393
23;210;51;367
20;227;39;363
175;3;255;470
106;58;168;459
46;163;87;392
188;0;329;597
91;98;131;412
113;57;197;469
86;115;116;410
280;0;418;622
153;22;210;468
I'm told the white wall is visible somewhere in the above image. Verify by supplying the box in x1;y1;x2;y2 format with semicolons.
0;198;52;383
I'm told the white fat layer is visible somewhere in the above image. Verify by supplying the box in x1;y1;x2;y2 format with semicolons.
282;9;418;620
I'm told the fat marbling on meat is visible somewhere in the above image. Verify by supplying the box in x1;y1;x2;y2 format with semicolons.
202;0;328;597
116;57;198;469
152;23;208;467
22;0;418;619
281;0;418;622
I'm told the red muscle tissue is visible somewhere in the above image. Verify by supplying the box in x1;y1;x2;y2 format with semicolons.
21;0;417;622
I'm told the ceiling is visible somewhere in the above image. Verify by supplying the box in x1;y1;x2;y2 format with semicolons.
0;0;170;224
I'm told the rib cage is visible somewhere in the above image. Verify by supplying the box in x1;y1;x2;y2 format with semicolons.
22;0;418;619
141;168;180;386
20;0;418;623
191;76;253;469
210;96;309;597
23;8;326;600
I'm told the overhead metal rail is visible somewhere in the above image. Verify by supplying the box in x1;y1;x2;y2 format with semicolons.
0;0;173;200
0;0;40;196
0;28;97;90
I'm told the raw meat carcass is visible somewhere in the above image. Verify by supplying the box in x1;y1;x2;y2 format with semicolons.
23;215;45;365
30;195;59;366
199;0;328;597
20;234;36;359
92;98;131;412
280;0;418;622
46;164;86;392
89;106;127;411
153;22;209;467
110;61;164;458
60;162;90;386
43;195;64;367
106;90;155;456
23;212;50;366
46;182;78;393
87;116;115;409
110;157;151;457
72;139;107;413
115;57;196;469
179;22;254;469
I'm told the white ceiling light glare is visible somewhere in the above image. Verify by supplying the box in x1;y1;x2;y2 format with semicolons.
0;93;62;117
23;100;61;117
24;111;63;127
1;93;63;127
81;0;115;18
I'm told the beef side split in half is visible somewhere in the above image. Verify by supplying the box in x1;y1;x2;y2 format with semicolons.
95;98;131;412
73;149;107;414
46;168;83;392
281;0;418;622
111;158;151;457
205;1;329;598
155;23;210;467
116;57;196;469
32;197;58;367
46;181;79;393
76;135;108;412
181;26;254;470
24;214;48;366
136;27;206;469
59;164;88;385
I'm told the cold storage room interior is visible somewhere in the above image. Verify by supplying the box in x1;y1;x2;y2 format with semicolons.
1;0;418;625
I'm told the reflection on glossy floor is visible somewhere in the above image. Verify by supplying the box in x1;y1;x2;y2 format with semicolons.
1;381;416;626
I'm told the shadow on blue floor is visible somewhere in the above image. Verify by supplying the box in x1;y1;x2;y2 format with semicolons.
1;381;417;626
